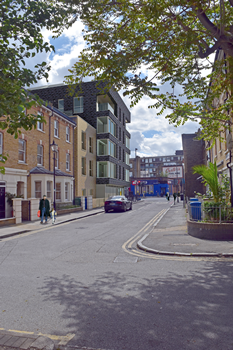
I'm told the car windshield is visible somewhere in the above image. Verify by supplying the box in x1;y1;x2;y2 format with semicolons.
111;196;125;200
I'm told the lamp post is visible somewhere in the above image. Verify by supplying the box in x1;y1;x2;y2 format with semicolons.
50;140;58;211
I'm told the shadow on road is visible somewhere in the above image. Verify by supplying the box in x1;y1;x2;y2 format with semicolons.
39;262;233;350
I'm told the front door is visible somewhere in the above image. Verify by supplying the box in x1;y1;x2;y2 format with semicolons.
0;186;5;219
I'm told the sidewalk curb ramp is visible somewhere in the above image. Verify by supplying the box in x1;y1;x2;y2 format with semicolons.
0;330;55;350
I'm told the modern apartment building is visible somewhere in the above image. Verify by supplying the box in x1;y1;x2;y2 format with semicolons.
30;81;131;198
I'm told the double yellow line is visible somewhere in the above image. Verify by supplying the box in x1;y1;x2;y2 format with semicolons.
122;208;168;252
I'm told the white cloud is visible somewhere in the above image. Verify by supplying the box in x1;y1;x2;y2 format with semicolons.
29;20;200;156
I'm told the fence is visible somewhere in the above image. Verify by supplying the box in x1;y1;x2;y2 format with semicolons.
188;201;233;223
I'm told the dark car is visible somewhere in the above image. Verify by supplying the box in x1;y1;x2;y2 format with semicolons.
104;196;132;213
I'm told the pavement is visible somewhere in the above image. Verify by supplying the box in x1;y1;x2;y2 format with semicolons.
1;200;233;350
138;201;233;257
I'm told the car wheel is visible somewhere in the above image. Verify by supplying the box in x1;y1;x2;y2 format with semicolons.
105;209;109;213
123;204;127;212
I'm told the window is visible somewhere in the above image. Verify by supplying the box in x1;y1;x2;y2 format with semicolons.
66;153;70;171
145;158;148;163
47;181;52;198
89;160;93;176
18;139;26;162
109;141;116;157
123;131;125;144
97;161;116;178
73;96;83;113
66;126;70;142
126;136;130;149
35;181;41;198
97;116;108;133
89;137;93;153
109;119;116;136
65;182;69;201
37;121;43;131
37;112;43;131
123;113;125;126
0;132;3;155
149;158;152;162
82;157;86;175
54;120;59;137
82;189;86;196
142;159;145;162
81;131;86;150
119;165;121;179
37;145;43;166
58;99;64;112
125;152;130;165
56;183;61;201
125;169;129;181
54;150;59;169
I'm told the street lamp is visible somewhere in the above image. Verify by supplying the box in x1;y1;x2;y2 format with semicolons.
50;140;58;211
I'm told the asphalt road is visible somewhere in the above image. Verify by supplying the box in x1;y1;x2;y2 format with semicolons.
1;198;233;350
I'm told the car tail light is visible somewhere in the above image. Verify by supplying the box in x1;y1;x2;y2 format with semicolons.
116;201;122;204
105;201;110;204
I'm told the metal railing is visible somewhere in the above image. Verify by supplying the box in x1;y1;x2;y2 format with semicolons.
188;202;233;223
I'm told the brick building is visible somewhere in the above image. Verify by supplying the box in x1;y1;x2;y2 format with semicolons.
0;103;76;218
182;133;206;198
30;81;131;198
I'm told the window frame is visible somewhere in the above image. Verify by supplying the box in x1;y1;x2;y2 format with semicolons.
81;131;86;150
0;132;3;155
66;153;70;171
66;126;70;142
58;99;64;112
54;120;59;138
89;160;93;176
82;157;86;175
89;137;93;153
35;181;42;198
18;139;26;163
37;144;43;166
73;96;84;114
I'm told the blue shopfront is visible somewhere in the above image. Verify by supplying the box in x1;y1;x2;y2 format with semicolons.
130;179;172;197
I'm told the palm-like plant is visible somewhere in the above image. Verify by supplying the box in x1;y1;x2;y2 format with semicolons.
193;162;221;203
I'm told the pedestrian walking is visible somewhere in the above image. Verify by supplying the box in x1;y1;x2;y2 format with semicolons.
173;192;177;204
165;192;170;201
39;195;50;224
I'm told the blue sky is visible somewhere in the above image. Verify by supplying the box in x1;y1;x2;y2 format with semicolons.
30;19;200;158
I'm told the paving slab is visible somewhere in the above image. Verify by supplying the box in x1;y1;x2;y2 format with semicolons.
0;331;54;350
138;202;233;257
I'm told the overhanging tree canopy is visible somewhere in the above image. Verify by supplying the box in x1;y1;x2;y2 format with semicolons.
0;0;76;137
66;0;233;141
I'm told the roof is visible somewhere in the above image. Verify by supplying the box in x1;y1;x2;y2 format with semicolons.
29;167;73;177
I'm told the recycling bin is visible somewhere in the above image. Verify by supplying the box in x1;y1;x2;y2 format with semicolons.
190;201;202;221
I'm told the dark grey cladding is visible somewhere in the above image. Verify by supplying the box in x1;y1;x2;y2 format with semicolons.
30;80;131;187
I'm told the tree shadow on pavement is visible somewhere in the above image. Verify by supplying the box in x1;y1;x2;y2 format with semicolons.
39;261;233;350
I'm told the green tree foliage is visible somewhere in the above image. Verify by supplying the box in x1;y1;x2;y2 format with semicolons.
66;0;233;141
193;162;230;203
0;0;76;137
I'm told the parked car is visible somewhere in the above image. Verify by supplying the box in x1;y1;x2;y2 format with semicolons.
104;196;132;213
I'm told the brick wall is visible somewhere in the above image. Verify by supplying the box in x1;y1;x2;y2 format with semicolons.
182;134;206;198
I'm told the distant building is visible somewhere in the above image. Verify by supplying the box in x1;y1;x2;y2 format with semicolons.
129;151;184;196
